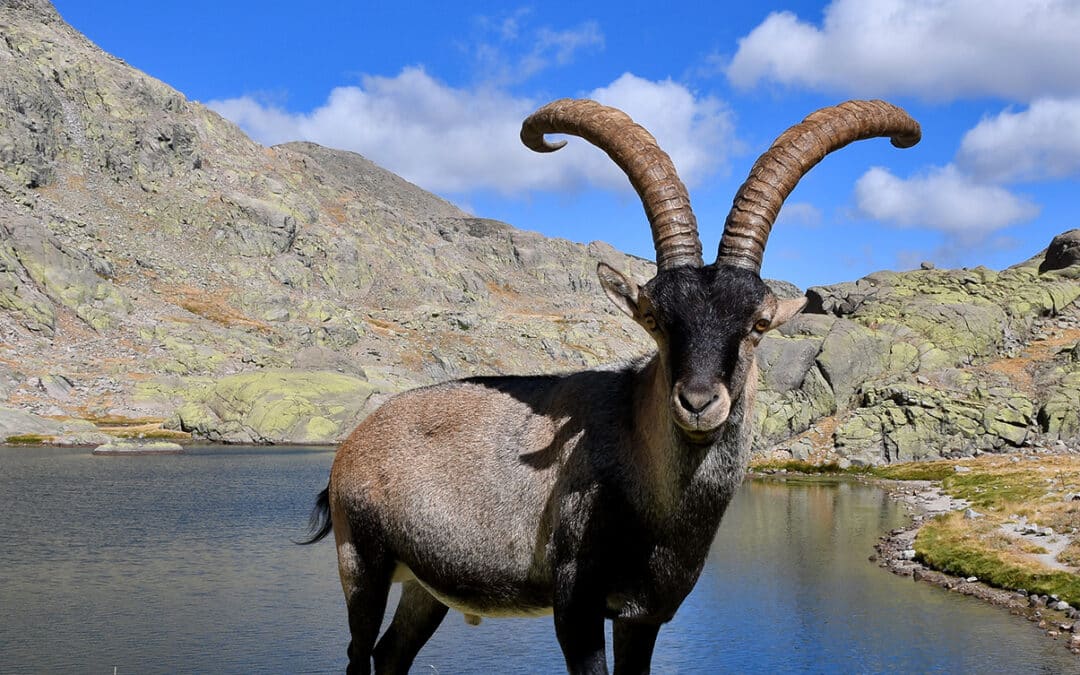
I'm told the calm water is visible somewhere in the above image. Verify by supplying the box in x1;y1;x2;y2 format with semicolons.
0;446;1075;674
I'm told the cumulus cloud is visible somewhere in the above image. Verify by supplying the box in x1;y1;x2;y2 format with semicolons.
854;165;1040;237
957;98;1080;182
774;202;822;228
727;0;1080;100
208;70;733;195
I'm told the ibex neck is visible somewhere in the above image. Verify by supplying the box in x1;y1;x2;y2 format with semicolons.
625;353;753;522
627;356;705;510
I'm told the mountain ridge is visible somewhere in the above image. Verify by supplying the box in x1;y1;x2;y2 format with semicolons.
1;1;1079;463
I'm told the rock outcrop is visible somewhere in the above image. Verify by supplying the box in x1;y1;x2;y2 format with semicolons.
759;254;1080;465
1;2;1079;459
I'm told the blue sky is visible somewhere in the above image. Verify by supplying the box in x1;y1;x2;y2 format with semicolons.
51;0;1080;289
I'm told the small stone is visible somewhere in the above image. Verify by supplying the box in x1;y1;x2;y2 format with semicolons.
954;465;972;474
966;576;978;583
901;549;917;560
92;440;185;455
920;261;935;270
963;508;983;519
1053;601;1071;611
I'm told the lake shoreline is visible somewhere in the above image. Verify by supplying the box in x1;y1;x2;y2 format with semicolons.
869;476;1080;655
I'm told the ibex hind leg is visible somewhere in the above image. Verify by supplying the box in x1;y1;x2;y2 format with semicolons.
372;580;450;674
335;523;393;675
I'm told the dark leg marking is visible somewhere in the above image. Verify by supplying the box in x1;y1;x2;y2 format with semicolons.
372;580;450;675
613;620;661;675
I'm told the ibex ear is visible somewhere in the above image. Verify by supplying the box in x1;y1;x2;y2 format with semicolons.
597;263;640;319
771;296;808;329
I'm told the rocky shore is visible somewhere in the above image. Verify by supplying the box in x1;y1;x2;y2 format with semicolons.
870;471;1080;654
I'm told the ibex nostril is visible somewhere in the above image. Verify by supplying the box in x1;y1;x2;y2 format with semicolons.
678;389;715;414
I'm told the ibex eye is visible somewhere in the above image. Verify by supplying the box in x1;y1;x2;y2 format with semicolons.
753;318;771;333
643;315;658;331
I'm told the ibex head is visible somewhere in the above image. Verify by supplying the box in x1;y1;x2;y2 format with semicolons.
522;99;920;443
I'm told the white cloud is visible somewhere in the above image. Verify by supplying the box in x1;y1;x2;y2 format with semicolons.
957;98;1080;182
207;69;733;195
854;165;1040;236
727;0;1080;100
469;11;603;86
774;202;822;227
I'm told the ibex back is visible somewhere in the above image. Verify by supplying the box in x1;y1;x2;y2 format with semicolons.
302;99;920;674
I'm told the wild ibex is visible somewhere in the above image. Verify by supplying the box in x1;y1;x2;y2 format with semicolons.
303;99;920;674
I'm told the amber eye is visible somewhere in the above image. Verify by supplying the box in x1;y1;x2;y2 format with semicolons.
642;314;658;331
753;318;771;334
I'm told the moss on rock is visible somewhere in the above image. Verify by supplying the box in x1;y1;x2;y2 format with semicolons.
172;369;375;444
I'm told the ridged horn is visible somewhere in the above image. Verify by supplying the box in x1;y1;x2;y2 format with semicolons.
718;99;921;273
521;98;703;271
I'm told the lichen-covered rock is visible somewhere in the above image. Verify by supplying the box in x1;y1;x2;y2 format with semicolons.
1;214;129;331
833;383;1036;463
765;246;1080;464
92;440;184;455
1037;365;1080;441
0;406;108;444
171;370;376;444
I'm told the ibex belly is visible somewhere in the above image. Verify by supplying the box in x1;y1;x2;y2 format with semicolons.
387;513;555;617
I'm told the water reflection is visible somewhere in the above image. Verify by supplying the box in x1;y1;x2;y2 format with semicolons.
0;448;1073;673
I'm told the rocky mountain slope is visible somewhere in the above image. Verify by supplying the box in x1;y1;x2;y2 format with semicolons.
1;0;1078;461
0;0;655;444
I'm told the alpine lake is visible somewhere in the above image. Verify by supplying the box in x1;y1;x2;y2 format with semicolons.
1;445;1076;674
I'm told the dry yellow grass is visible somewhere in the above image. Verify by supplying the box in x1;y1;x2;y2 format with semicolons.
157;284;269;331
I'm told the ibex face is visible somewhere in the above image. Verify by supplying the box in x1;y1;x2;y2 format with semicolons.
599;262;806;441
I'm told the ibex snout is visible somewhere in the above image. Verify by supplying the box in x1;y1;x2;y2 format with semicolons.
671;380;731;433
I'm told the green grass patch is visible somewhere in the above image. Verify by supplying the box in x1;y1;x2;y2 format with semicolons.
916;513;1080;605
4;434;54;445
941;472;1046;509
866;462;957;481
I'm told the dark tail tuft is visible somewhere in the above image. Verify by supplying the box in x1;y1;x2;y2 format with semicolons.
297;486;332;545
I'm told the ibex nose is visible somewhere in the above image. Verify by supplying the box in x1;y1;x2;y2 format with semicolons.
676;385;720;415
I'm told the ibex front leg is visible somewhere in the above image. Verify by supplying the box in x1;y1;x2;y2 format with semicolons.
553;564;608;674
612;620;661;675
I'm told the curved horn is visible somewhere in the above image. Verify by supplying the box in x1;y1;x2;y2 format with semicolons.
718;99;921;273
521;99;703;270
